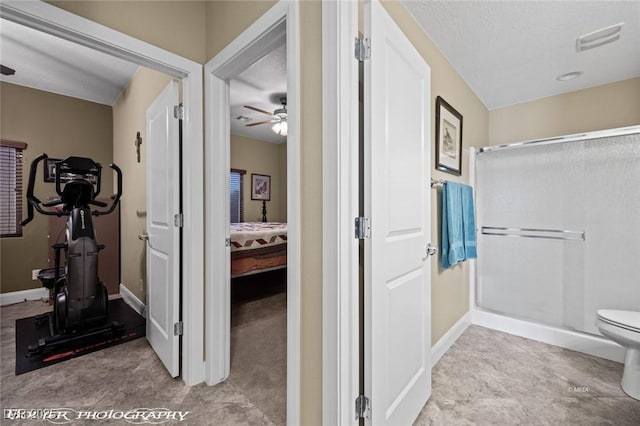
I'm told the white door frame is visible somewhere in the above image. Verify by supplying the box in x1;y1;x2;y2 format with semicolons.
203;1;300;423
0;0;205;386
321;1;360;425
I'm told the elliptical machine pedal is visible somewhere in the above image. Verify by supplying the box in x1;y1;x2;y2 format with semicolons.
26;320;126;357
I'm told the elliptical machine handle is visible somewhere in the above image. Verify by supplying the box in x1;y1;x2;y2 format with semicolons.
42;198;63;207
113;163;122;202
94;163;122;216
21;154;48;226
89;200;108;208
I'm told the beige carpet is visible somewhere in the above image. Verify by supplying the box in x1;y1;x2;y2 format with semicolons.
229;291;287;426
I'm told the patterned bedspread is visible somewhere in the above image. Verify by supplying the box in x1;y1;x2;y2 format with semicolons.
230;222;287;252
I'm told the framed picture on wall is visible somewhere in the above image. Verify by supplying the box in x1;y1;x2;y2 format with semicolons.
44;158;61;182
251;173;271;201
435;96;463;176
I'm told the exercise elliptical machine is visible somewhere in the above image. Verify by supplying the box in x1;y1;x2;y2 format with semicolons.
21;154;123;355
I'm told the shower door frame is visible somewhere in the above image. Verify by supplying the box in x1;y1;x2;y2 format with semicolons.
478;126;640;154
470;125;640;364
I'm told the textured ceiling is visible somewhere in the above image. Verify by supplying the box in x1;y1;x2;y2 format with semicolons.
230;44;287;144
0;18;138;105
402;0;640;110
0;15;285;143
8;2;634;125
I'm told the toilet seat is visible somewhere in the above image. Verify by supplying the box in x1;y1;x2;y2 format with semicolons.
597;310;640;334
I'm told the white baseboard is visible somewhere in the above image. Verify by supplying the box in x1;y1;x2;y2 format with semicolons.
119;283;146;318
432;311;471;367
0;287;49;306
472;308;625;363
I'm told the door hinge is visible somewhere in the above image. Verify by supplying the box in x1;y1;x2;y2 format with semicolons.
173;104;184;120
174;321;183;336
355;37;371;61
174;213;183;228
225;238;231;247
355;395;370;420
355;217;371;239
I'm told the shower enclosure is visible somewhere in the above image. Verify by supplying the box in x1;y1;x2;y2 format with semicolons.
474;126;640;348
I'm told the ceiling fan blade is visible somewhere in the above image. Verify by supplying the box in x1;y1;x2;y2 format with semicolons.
244;105;273;116
246;119;278;127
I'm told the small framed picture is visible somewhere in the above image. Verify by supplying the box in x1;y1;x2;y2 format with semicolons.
44;158;61;182
435;96;463;176
251;173;271;201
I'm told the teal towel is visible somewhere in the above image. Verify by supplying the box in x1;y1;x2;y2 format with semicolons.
441;182;465;268
441;181;477;269
461;184;477;259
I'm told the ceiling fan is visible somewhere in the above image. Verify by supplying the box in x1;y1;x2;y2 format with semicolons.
244;96;287;136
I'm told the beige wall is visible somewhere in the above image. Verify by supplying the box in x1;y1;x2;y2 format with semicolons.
112;67;173;301
0;82;113;293
298;2;323;422
380;1;490;346
47;0;207;64
490;77;640;145
205;1;276;61
230;134;286;223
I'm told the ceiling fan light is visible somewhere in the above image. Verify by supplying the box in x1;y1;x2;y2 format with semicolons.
272;121;288;136
556;71;583;81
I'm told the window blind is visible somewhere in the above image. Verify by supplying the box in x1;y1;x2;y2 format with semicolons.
0;140;27;237
230;169;246;223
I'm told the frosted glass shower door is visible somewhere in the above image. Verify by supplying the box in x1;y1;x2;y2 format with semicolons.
580;134;640;334
476;143;584;328
475;131;640;334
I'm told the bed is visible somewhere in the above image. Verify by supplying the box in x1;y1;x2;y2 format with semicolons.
230;222;287;278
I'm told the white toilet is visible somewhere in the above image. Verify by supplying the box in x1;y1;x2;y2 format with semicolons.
596;309;640;400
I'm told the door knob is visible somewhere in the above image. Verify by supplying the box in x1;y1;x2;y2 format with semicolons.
426;243;437;256
138;233;149;241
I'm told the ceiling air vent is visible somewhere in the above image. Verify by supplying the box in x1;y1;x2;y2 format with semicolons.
576;23;623;52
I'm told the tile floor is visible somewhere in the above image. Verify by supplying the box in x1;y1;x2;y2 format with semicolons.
416;325;640;425
2;297;639;425
1;292;286;426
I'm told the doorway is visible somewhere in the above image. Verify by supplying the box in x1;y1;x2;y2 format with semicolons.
226;41;288;423
204;1;301;423
0;0;205;386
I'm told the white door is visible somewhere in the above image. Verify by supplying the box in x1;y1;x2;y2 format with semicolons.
145;80;181;377
364;1;432;424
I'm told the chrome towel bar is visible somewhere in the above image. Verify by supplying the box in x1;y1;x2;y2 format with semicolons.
481;226;585;241
430;178;445;188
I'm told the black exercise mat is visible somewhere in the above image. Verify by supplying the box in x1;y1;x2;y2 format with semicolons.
15;298;145;375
